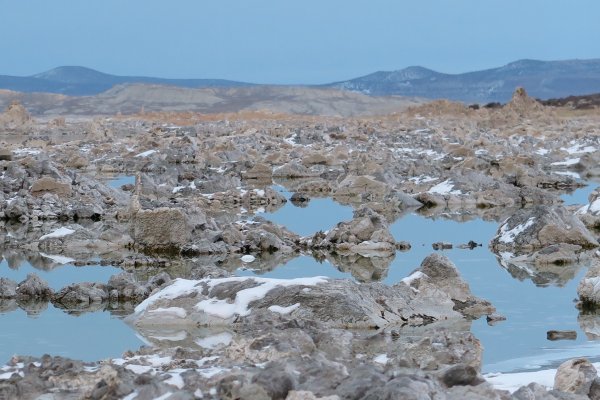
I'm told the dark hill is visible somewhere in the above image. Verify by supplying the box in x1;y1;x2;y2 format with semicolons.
0;66;253;96
326;59;600;103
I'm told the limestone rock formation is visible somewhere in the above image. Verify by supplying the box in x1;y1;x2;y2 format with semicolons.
129;254;493;330
130;207;192;251
15;274;53;300
490;206;598;262
577;260;600;307
576;187;600;230
553;358;597;395
505;87;545;117
30;177;72;197
0;100;32;130
307;207;397;257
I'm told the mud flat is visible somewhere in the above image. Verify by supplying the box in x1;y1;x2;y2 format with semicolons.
2;89;600;398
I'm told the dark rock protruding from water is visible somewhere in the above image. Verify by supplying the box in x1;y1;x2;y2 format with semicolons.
491;206;598;266
15;274;53;300
52;282;109;307
547;330;577;341
306;207;397;257
577;261;600;308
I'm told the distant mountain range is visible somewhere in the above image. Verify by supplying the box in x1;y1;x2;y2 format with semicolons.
1;59;599;103
0;66;252;96
326;59;600;103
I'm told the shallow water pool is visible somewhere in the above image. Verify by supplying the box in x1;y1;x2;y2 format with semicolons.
0;305;143;363
263;186;354;236
1;258;121;291
0;257;142;363
105;174;135;189
241;185;600;374
560;180;599;206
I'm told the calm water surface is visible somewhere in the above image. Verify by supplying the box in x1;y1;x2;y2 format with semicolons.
2;181;599;370
106;174;135;189
0;259;143;362
249;183;600;373
0;306;143;362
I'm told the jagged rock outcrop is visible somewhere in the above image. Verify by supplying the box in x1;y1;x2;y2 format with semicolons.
15;274;53;300
128;253;494;330
576;187;600;229
577;260;600;308
490;206;598;265
130;207;192;251
0;100;32;130
306;207;397;257
505;87;545;117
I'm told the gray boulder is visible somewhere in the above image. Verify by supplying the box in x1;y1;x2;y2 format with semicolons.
335;365;386;399
30;177;72;198
242;162;273;180
404;254;495;319
107;272;150;300
441;364;481;387
554;358;597;396
490;206;598;258
4;197;29;221
333;175;389;199
147;272;171;291
129;254;493;330
16;274;53;299
52;282;108;306
309;207;396;257
131;207;192;251
576;187;600;229
577;260;600;307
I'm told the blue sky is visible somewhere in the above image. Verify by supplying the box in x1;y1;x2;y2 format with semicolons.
1;1;598;83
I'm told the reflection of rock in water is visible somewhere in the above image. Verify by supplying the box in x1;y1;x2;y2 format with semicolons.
0;248;70;271
359;319;477;368
55;301;108;316
216;252;299;275
415;204;515;223
496;255;584;287
15;298;48;318
135;326;234;350
0;298;18;313
290;192;310;208
314;251;394;282
3;250;26;270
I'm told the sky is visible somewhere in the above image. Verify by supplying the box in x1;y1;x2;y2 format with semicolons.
1;0;599;84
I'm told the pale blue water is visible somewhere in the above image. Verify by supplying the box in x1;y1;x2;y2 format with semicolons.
0;258;142;363
0;306;143;362
263;186;353;236
0;260;121;290
561;181;598;206
107;175;135;189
